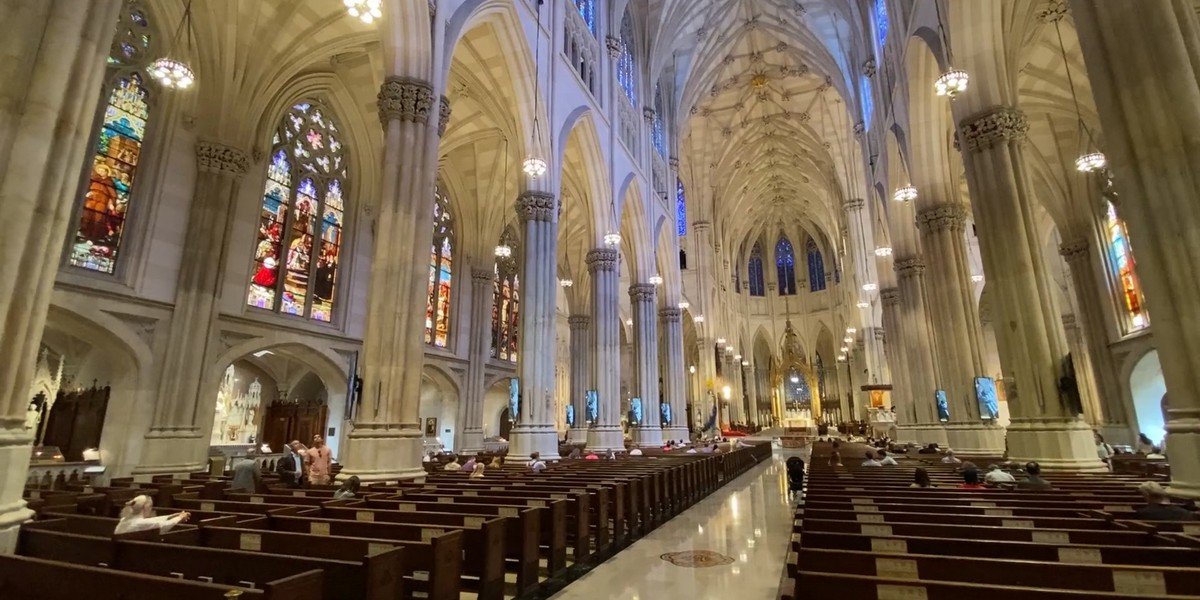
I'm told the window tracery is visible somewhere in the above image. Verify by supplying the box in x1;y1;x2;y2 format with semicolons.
492;228;520;361
425;182;455;347
776;236;797;296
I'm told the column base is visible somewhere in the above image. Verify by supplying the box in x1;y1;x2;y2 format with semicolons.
1006;417;1107;472
507;423;561;462
944;422;1007;457
337;423;426;482
566;427;589;445
587;425;626;452
132;427;209;477
663;426;690;444
1164;415;1200;499
633;426;663;448
1;429;36;553
457;428;484;455
1098;423;1136;447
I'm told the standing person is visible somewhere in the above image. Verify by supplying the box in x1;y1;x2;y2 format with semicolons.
229;457;263;493
307;436;333;486
277;440;307;488
1095;432;1114;463
114;495;190;535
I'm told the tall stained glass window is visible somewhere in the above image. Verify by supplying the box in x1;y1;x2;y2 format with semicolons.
492;228;520;362
425;183;455;347
875;0;889;46
652;84;666;156
574;0;596;35
1103;201;1149;332
748;242;765;296
807;237;826;292
617;10;637;105
676;178;687;237
69;2;154;274
776;235;797;296
247;102;348;323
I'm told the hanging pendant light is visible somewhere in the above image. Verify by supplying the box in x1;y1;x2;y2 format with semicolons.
971;274;984;283
934;69;969;98
494;243;512;258
846;327;857;334
148;0;196;90
559;278;573;287
648;274;664;285
522;156;547;178
856;301;870;309
604;231;622;246
496;138;514;258
893;184;917;203
874;246;893;257
344;0;382;23
1075;151;1107;173
524;0;547;179
862;282;879;292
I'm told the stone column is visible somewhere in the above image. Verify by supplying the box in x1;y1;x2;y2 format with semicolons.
695;337;718;433
629;284;662;447
458;264;494;454
744;363;761;426
340;78;442;482
916;204;1005;455
659;308;689;442
509;191;561;461
587;247;623;451
1059;238;1133;442
1071;0;1200;493
878;297;916;443
0;0;123;553
722;353;739;426
894;259;949;447
957;106;1102;470
566;315;591;445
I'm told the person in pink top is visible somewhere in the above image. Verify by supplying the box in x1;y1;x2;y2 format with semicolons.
307;435;334;485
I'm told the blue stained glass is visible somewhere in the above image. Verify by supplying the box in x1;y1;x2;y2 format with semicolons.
574;0;596;35
875;0;889;46
748;242;765;296
807;237;826;292
676;179;687;237
776;236;797;296
618;11;637;105
653;85;666;155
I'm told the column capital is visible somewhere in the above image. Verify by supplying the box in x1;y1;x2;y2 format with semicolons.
658;307;682;322
881;287;901;306
377;76;435;125
874;327;886;342
643;107;655;124
894;257;926;278
692;220;712;232
629;283;656;302
916;203;970;234
586;247;619;272
605;35;621;58
958;106;1028;152
196;140;249;175
669;156;679;169
515;190;559;222
842;198;865;212
568;315;591;329
1058;238;1090;262
438;95;452;137
1062;312;1078;330
470;267;493;283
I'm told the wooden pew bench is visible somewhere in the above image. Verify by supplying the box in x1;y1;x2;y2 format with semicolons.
0;554;287;600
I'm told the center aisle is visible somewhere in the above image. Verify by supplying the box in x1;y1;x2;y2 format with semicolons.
548;449;798;600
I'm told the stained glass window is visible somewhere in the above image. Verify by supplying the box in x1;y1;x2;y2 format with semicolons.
776;236;797;296
618;10;637;105
815;353;826;404
860;76;874;127
425;183;454;347
807;237;826;292
1103;201;1149;332
247;102;347;322
652;84;666;156
574;0;596;36
748;242;765;296
676;178;687;237
492;228;520;362
875;0;889;47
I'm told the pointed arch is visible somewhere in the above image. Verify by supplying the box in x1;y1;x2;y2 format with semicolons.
748;241;765;296
806;236;826;292
425;180;455;348
775;234;797;296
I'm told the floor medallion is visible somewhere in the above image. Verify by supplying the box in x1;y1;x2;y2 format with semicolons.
659;550;735;568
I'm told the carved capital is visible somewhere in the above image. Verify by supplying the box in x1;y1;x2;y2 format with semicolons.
894;257;926;278
568;315;591;329
470;267;493;283
1038;0;1068;22
658;307;681;323
377;76;435;125
916;203;970;234
586;248;619;273
692;220;712;232
874;327;886;342
842;198;865;213
958;106;1028;152
669;156;679;169
1059;238;1090;262
1061;313;1078;330
861;58;877;78
196;140;248;175
853;121;865;138
605;35;621;59
881;287;901;306
515;190;558;222
643;107;655;124
629;283;657;303
437;95;452;137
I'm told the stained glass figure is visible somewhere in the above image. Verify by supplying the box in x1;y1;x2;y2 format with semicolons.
492;228;520;362
807;237;826;292
574;0;596;35
748;242;765;296
425;183;454;347
1104;201;1149;331
676;179;687;237
776;236;797;296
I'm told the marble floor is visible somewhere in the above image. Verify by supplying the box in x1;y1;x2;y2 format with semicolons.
549;449;797;600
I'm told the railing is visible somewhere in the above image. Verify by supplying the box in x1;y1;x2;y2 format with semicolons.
562;1;598;96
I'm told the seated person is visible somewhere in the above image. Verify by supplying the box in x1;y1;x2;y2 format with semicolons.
917;443;940;454
334;475;361;499
460;456;478;473
1134;481;1198;521
629;447;644;456
941;450;962;464
877;450;898;466
442;455;461;471
828;450;842;467
530;459;547;473
910;467;932;488
958;468;985;489
422;451;437;463
487;455;504;469
115;495;190;535
685;447;698;454
984;464;1016;484
585;451;601;459
526;452;542;467
470;463;487;478
567;447;582;459
1017;461;1054;490
861;451;882;467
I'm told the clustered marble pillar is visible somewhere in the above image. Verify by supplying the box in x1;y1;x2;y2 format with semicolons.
458;264;494;454
566;315;591;445
916;203;1004;455
587;247;624;451
1072;0;1200;491
136;140;250;475
509;191;561;461
957;106;1102;470
659;308;689;442
0;0;124;553
744;363;761;426
695;337;717;432
340;77;441;482
894;258;949;447
629;284;662;447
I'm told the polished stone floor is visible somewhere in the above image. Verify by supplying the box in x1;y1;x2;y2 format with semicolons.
549;449;796;600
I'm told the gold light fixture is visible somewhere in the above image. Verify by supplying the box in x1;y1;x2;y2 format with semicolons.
893;184;917;203
874;246;893;257
934;69;969;98
147;0;196;89
343;0;382;23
